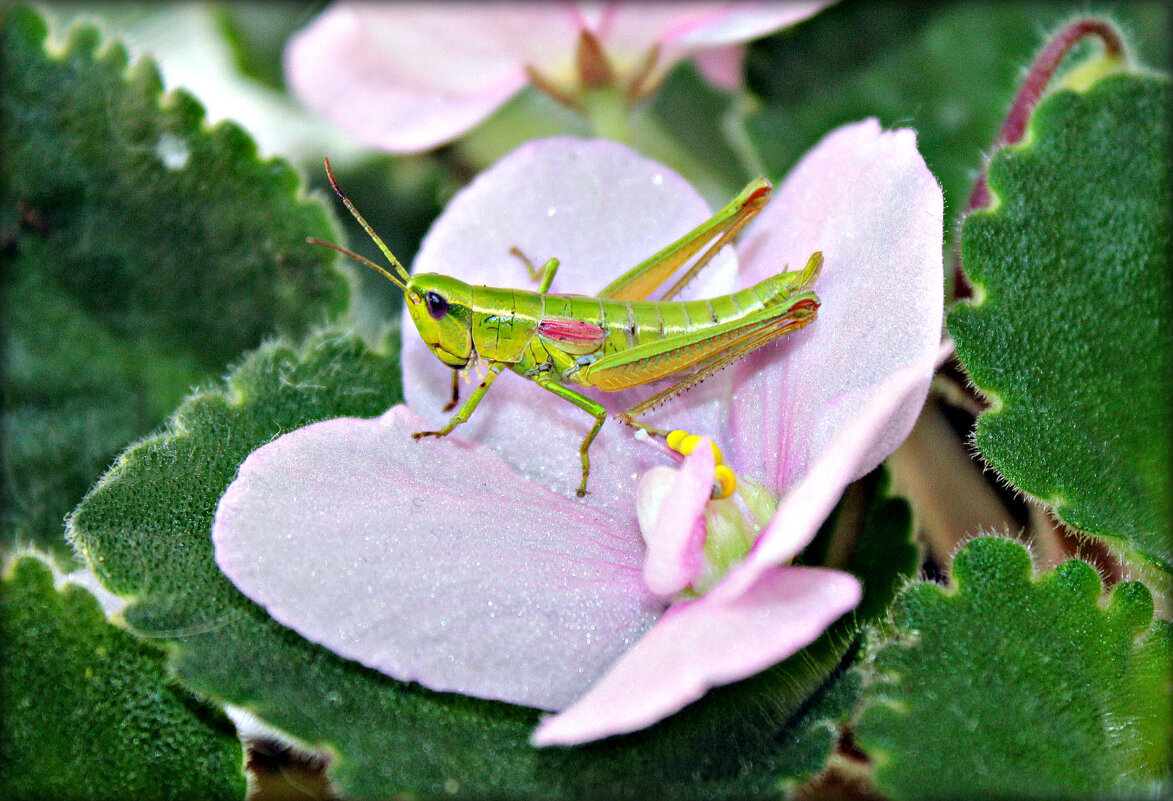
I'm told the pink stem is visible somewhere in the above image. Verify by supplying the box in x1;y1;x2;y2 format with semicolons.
952;18;1127;299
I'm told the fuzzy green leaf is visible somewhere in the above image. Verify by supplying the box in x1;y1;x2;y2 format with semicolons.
949;73;1172;571
648;64;746;188
855;537;1172;799
0;555;246;800
66;325;902;799
0;3;347;559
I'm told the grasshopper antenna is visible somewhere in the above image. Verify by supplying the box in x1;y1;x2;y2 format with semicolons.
312;156;412;292
305;236;408;292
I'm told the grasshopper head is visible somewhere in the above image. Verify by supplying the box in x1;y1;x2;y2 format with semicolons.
405;274;475;368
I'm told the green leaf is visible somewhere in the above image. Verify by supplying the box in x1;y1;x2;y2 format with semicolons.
949;72;1172;571
1;4;347;559
855;537;1172;799
632;63;748;205
742;0;1170;233
67;326;880;799
0;554;246;800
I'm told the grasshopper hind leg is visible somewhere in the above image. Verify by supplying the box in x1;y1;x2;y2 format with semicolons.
615;417;670;440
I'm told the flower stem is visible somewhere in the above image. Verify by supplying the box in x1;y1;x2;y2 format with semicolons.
581;88;634;144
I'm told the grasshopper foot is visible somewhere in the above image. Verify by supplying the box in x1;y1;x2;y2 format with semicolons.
575;467;590;497
617;414;668;439
412;430;448;440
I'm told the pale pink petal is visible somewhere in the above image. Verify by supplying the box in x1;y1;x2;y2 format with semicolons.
531;564;860;745
729;119;944;492
717;352;939;599
660;2;832;47
405;138;739;518
286;3;582;152
691;44;746;92
937;335;956;366
636;445;714;596
212;405;664;711
597;2;831;85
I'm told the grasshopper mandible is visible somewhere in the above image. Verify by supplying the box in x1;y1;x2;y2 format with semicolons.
312;158;822;497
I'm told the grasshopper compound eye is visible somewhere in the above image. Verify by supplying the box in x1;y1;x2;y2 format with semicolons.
425;291;449;320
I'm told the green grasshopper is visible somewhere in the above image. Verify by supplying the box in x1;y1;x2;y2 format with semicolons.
312;158;822;497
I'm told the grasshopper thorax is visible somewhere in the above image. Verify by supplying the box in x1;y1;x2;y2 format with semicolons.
405;273;476;369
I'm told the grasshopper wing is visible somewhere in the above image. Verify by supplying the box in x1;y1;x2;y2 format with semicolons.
538;317;608;355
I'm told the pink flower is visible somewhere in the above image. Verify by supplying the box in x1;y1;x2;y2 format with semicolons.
285;2;832;153
212;126;942;745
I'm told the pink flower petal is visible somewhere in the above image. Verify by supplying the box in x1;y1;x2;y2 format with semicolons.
531;564;860;746
212;405;664;711
597;2;831;85
285;3;831;151
637;444;714;596
690;44;747;92
405;138;740;518
717;352;939;599
659;2;833;47
729;119;944;492
286;4;581;152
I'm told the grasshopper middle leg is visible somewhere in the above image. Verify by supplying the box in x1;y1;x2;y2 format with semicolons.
531;378;607;497
510;247;560;294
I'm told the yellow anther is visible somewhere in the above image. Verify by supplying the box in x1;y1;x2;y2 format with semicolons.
678;434;723;465
712;465;737;499
667;429;725;467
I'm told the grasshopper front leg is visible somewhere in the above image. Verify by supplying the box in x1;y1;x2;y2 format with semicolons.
413;362;506;440
442;369;461;412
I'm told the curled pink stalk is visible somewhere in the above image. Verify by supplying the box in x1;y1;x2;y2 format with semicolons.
953;17;1128;299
